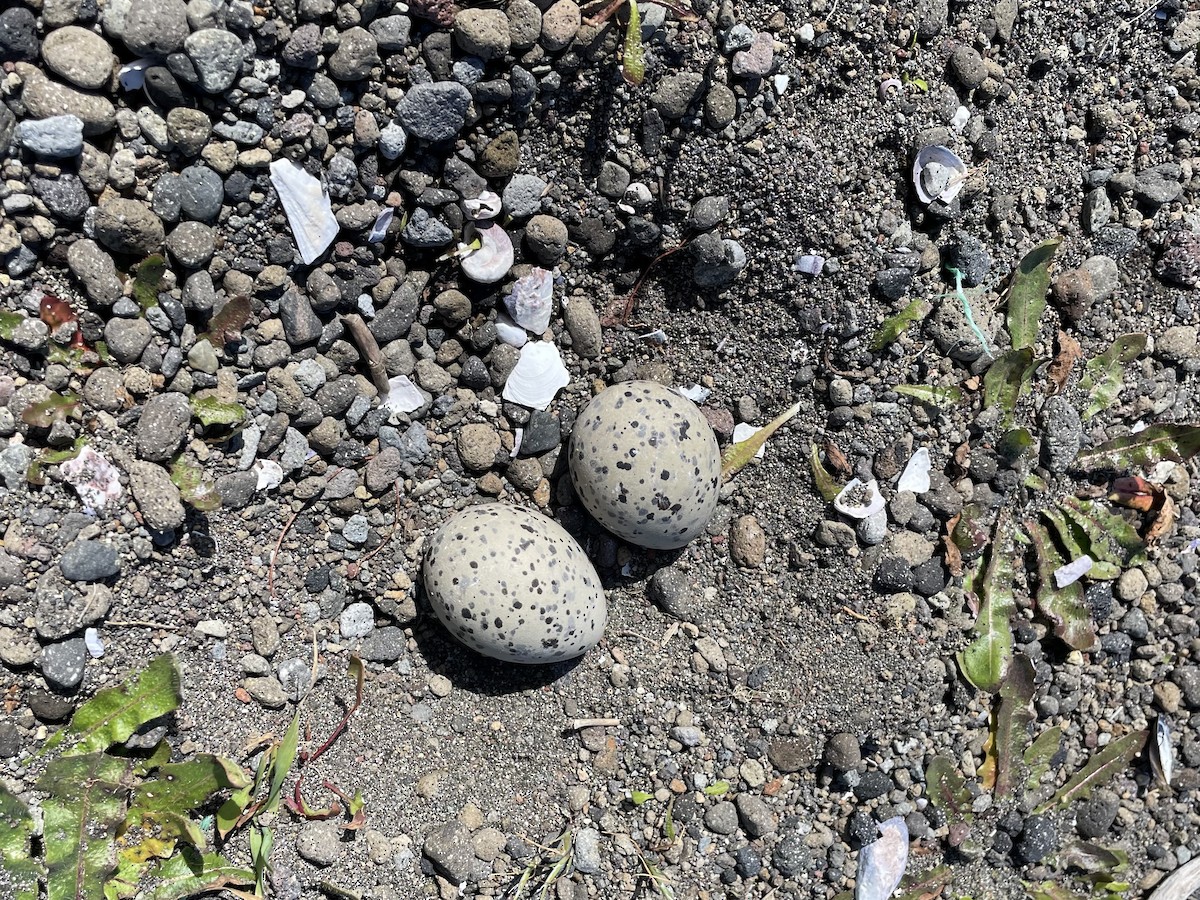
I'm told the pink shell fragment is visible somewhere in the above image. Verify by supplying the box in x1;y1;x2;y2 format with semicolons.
60;446;124;514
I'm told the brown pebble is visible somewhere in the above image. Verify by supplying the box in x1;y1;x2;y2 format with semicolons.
729;514;766;567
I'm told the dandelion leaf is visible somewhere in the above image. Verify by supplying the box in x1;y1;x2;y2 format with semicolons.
0;784;42;900
1039;730;1147;813
1079;333;1146;421
1028;521;1096;651
721;401;800;482
1074;423;1200;471
870;300;930;351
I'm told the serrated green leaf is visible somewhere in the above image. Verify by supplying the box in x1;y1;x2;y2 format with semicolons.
42;654;183;757
169;456;222;512
1028;521;1096;651
189;396;247;429
132;255;166;311
702;780;730;796
983;348;1035;417
893;383;963;409
997;427;1034;464
1058;498;1146;569
870;299;930;351
810;444;841;502
129;755;251;821
1079;333;1146;421
20;392;81;428
1024;726;1062;793
622;0;645;86
982;654;1035;798
721;401;800;482
138;847;254;900
0;310;24;341
924;756;971;824
1007;238;1060;350
957;517;1017;693
1074;423;1200;471
629;790;653;806
0;783;42;900
39;753;137;900
1038;730;1147;813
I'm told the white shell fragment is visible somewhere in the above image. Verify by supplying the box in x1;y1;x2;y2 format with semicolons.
460;224;514;283
464;190;503;220
897;447;931;493
732;423;766;460
638;329;668;344
505;267;554;333
856;816;909;900
60;446;124;514
253;459;284;492
368;207;393;243
833;478;885;520
793;253;825;276
950;105;970;131
1053;554;1093;588
502;341;570;410
495;313;529;348
84;627;105;658
912;145;968;204
269;159;339;265
1151;716;1174;789
118;58;156;90
677;384;711;404
382;375;427;414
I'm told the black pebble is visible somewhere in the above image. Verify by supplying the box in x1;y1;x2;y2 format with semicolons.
144;67;188;110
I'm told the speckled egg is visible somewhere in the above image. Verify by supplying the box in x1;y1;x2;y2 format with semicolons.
569;380;721;550
422;504;607;664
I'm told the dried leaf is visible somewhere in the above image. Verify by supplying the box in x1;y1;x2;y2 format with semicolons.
1045;330;1083;395
893;383;963;409
982;348;1035;417
203;295;252;347
811;444;841;502
132;255;166;310
1007;238;1060;350
1028;521;1096;651
1024;726;1062;792
0;784;42;900
1107;475;1163;513
721;401;800;482
957;516;1016;694
1145;854;1200;900
621;0;645;86
870;299;930;351
1146;494;1177;543
823;440;852;476
988;654;1036;797
1060;841;1128;876
42;654;183;756
1079;333;1146;421
1038;729;1147;813
942;515;964;578
1074;423;1200;471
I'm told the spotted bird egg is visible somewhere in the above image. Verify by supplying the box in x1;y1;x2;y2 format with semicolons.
422;504;608;664
569;380;721;550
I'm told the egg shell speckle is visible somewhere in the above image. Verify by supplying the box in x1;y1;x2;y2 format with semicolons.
422;504;607;664
569;380;721;550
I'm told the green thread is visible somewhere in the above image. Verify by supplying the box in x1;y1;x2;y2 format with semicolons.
947;266;993;359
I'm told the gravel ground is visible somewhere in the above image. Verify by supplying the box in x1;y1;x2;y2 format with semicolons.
2;0;1200;897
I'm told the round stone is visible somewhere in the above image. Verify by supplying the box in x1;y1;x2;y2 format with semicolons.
422;504;607;664
184;28;245;93
42;26;117;90
93;198;165;256
121;0;188;57
569;380;721;550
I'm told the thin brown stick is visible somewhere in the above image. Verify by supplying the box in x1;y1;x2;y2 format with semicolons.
839;605;870;622
341;313;390;396
268;466;345;602
602;237;696;326
570;717;620;730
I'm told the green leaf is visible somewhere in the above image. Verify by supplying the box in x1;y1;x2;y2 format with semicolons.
957;517;1017;693
39;752;138;900
249;824;273;897
1025;882;1090;900
893;383;963;409
997;427;1034;464
267;708;302;813
982;348;1035;417
189;396;247;429
132;255;166;311
1028;521;1096;651
20;392;80;428
702;780;730;796
129;755;251;820
0;784;42;900
1007;238;1060;350
629;790;653;806
984;654;1036;798
1074;423;1200;471
1038;730;1148;813
1058;498;1146;569
138;847;254;900
42;654;183;757
1060;841;1128;877
870;299;930;351
924;756;971;824
169;456;222;512
621;0;645;86
0;310;24;341
810;444;841;502
1024;726;1063;792
721;401;800;482
1079;333;1146;421
663;797;676;845
215;782;254;841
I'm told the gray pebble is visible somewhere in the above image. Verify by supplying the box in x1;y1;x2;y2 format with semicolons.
185;28;244;93
42;637;88;692
136;392;191;462
704;800;739;835
16;115;84;158
423;822;485;884
60;540;120;582
397;82;472;142
296;820;342;867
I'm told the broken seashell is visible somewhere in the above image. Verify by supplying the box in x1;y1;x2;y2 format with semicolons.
253;459;284;492
495;312;528;348
460;224;514;283
502;341;570;410
1150;715;1173;790
897;447;931;494
677;384;711;404
950;105;970;132
638;329;668;344
1054;554;1093;588
878;77;902;101
118;58;157;91
368;207;393;243
60;446;123;514
856;816;909;900
505;267;554;333
464;191;503;220
382;375;427;414
269;159;339;265
833;478;885;520
793;253;825;276
912;145;968;205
